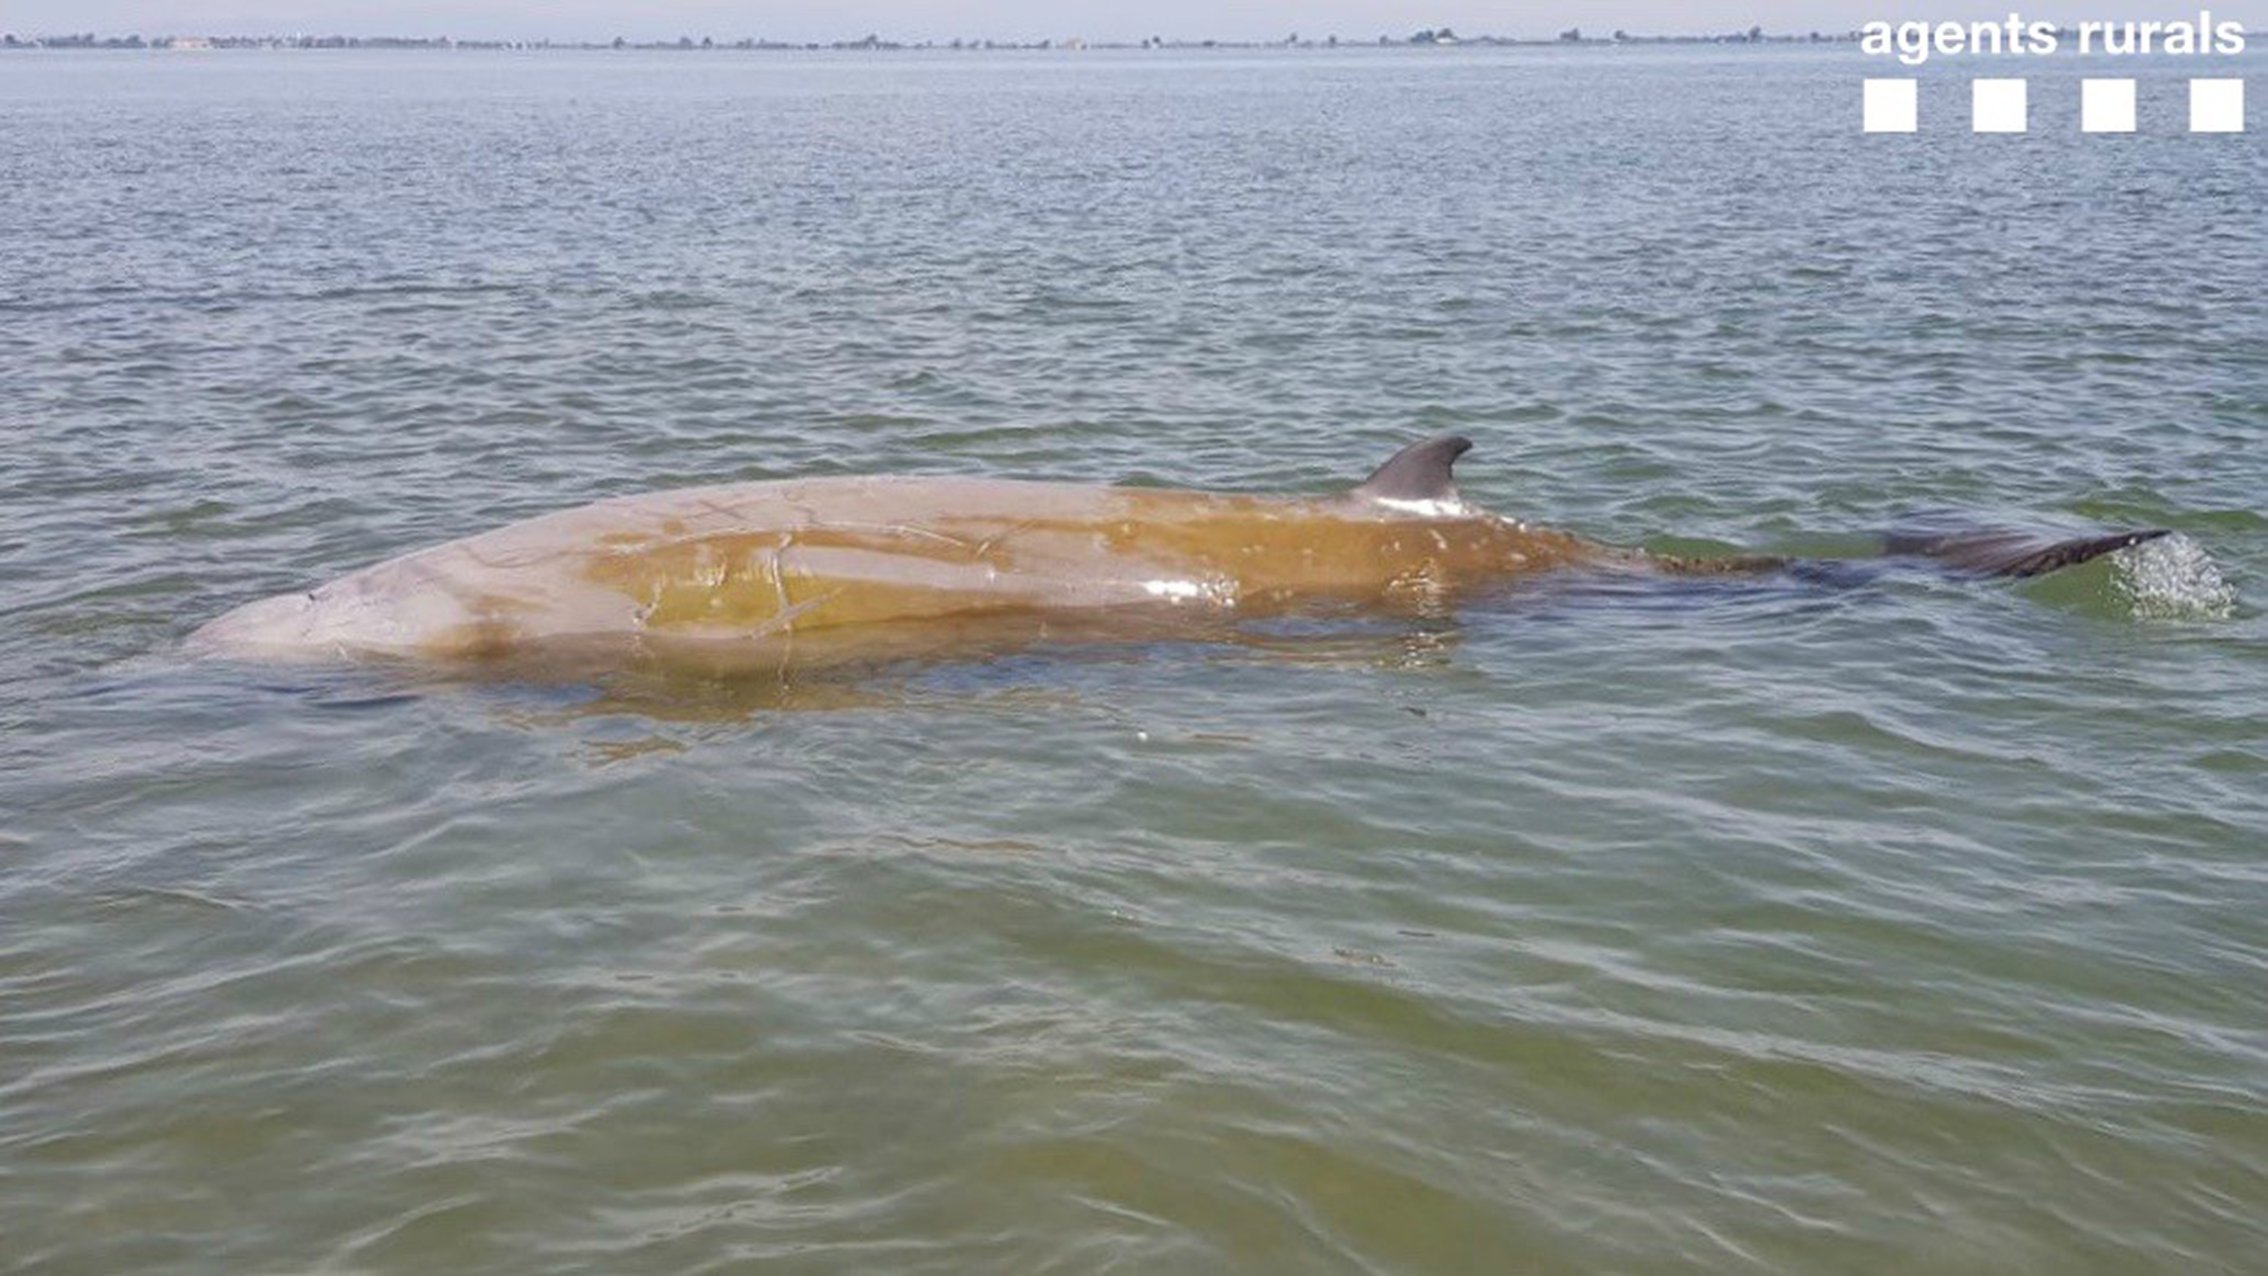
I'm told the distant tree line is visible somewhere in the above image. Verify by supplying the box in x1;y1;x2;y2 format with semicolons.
2;27;1868;52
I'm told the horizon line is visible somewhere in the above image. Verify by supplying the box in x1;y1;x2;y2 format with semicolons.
0;28;1890;50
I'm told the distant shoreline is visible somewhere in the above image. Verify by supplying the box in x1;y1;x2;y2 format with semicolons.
7;28;1859;54
10;25;2258;55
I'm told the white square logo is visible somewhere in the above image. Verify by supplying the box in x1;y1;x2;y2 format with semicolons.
1864;78;1918;133
2081;79;2136;134
2190;79;2245;133
1972;78;2028;134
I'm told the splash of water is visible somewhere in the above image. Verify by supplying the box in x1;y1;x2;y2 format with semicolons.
2111;533;2237;620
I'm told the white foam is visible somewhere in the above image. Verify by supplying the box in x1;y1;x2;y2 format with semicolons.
2111;533;2237;620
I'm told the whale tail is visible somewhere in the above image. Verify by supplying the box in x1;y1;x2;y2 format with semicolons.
1881;527;2171;577
1660;527;2171;581
1349;434;2172;581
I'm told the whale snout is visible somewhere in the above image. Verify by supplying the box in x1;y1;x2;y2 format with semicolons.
187;563;490;661
186;590;324;656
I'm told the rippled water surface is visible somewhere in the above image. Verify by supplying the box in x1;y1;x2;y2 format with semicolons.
5;45;2267;1271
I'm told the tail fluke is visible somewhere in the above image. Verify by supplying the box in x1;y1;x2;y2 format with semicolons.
1652;527;2170;582
1884;528;2170;578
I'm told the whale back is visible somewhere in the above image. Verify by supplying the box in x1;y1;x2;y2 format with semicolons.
189;460;1591;668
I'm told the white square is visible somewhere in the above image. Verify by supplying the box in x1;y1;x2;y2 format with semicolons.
1972;78;2027;133
2081;79;2136;133
2190;79;2245;133
1864;78;1917;133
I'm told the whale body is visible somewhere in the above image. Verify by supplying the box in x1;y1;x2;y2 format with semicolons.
187;436;2166;672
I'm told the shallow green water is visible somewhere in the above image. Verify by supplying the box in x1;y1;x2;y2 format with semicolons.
4;45;2266;1271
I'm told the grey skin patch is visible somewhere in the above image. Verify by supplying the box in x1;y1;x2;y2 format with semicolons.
1351;434;1472;503
1886;528;2171;577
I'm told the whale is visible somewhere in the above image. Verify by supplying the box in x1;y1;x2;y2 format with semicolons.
187;435;2168;673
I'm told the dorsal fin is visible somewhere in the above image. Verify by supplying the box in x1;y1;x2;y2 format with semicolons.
1351;435;1472;503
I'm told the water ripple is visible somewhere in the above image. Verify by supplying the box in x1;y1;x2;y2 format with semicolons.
2;43;2266;1273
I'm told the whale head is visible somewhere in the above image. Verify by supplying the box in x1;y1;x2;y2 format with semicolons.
187;561;479;660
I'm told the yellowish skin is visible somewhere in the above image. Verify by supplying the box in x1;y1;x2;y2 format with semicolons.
188;471;1630;673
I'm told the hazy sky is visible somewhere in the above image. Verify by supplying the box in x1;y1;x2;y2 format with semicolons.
9;1;2262;43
